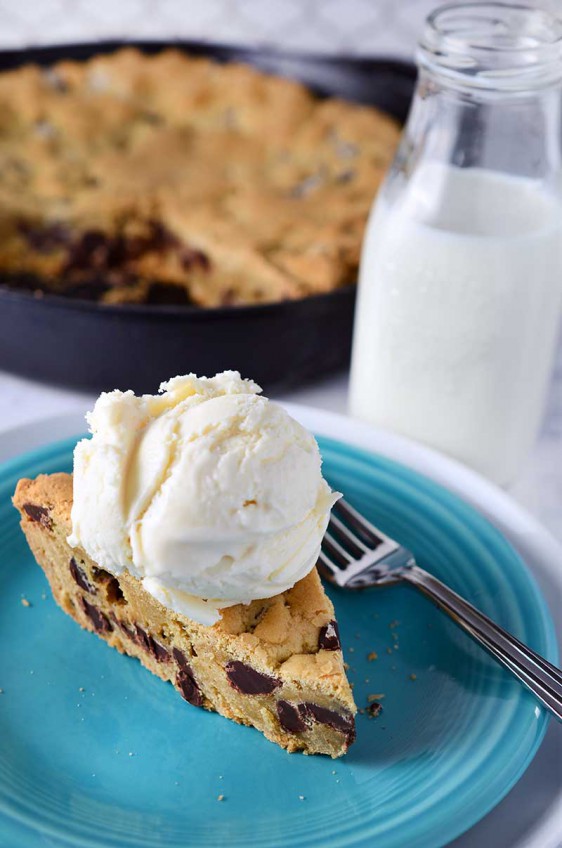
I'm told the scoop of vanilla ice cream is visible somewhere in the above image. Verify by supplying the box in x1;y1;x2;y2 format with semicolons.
68;371;338;625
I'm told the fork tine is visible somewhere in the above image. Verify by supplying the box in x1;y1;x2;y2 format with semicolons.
323;530;354;564
317;550;342;582
329;513;370;555
334;498;389;548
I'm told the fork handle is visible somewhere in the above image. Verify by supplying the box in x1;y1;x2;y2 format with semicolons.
403;564;562;721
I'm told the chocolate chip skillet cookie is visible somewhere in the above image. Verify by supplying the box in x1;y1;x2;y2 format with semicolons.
0;48;400;306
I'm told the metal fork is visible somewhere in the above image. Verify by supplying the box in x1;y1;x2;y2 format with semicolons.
319;497;562;721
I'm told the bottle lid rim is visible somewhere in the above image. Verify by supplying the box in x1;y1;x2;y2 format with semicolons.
419;2;562;91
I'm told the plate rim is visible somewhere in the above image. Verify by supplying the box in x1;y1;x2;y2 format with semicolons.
0;424;558;848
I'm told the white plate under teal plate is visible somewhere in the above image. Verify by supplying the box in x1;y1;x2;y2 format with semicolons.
0;432;558;848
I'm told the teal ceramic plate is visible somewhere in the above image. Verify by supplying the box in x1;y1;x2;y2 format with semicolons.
0;435;557;848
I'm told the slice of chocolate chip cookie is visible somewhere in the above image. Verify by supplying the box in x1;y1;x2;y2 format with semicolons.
13;473;356;757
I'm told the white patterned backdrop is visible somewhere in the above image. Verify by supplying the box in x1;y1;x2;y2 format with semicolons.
0;0;559;58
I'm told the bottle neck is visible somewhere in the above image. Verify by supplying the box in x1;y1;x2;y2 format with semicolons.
394;66;561;185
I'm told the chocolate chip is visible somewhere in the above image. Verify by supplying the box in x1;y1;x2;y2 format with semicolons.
367;701;383;718
69;557;95;594
318;620;341;651
134;625;170;662
173;647;189;670
145;283;192;305
179;246;211;272
277;700;356;745
59;218;210;285
81;598;113;634
22;503;52;529
140;110;163;126
176;667;204;706
149;638;171;663
147;220;179;250
65;230;111;272
34;120;57;140
330;133;359;161
133;624;170;662
18;221;71;253
290;169;326;198
121;236;149;262
134;625;151;652
277;700;308;733
42;68;69;93
109;613;134;638
336;169;356;184
64;229;140;275
225;661;281;695
304;703;355;740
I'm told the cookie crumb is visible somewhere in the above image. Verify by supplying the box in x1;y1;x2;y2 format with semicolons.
368;693;385;701
217;794;225;801
386;647;393;655
409;673;417;681
128;752;134;757
389;620;400;629
21;598;31;607
367;702;383;718
79;687;85;692
298;795;305;801
343;662;350;670
367;651;378;661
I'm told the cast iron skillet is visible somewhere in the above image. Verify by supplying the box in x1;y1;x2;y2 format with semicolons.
0;41;416;395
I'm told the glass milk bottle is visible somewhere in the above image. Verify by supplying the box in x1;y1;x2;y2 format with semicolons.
349;2;562;486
